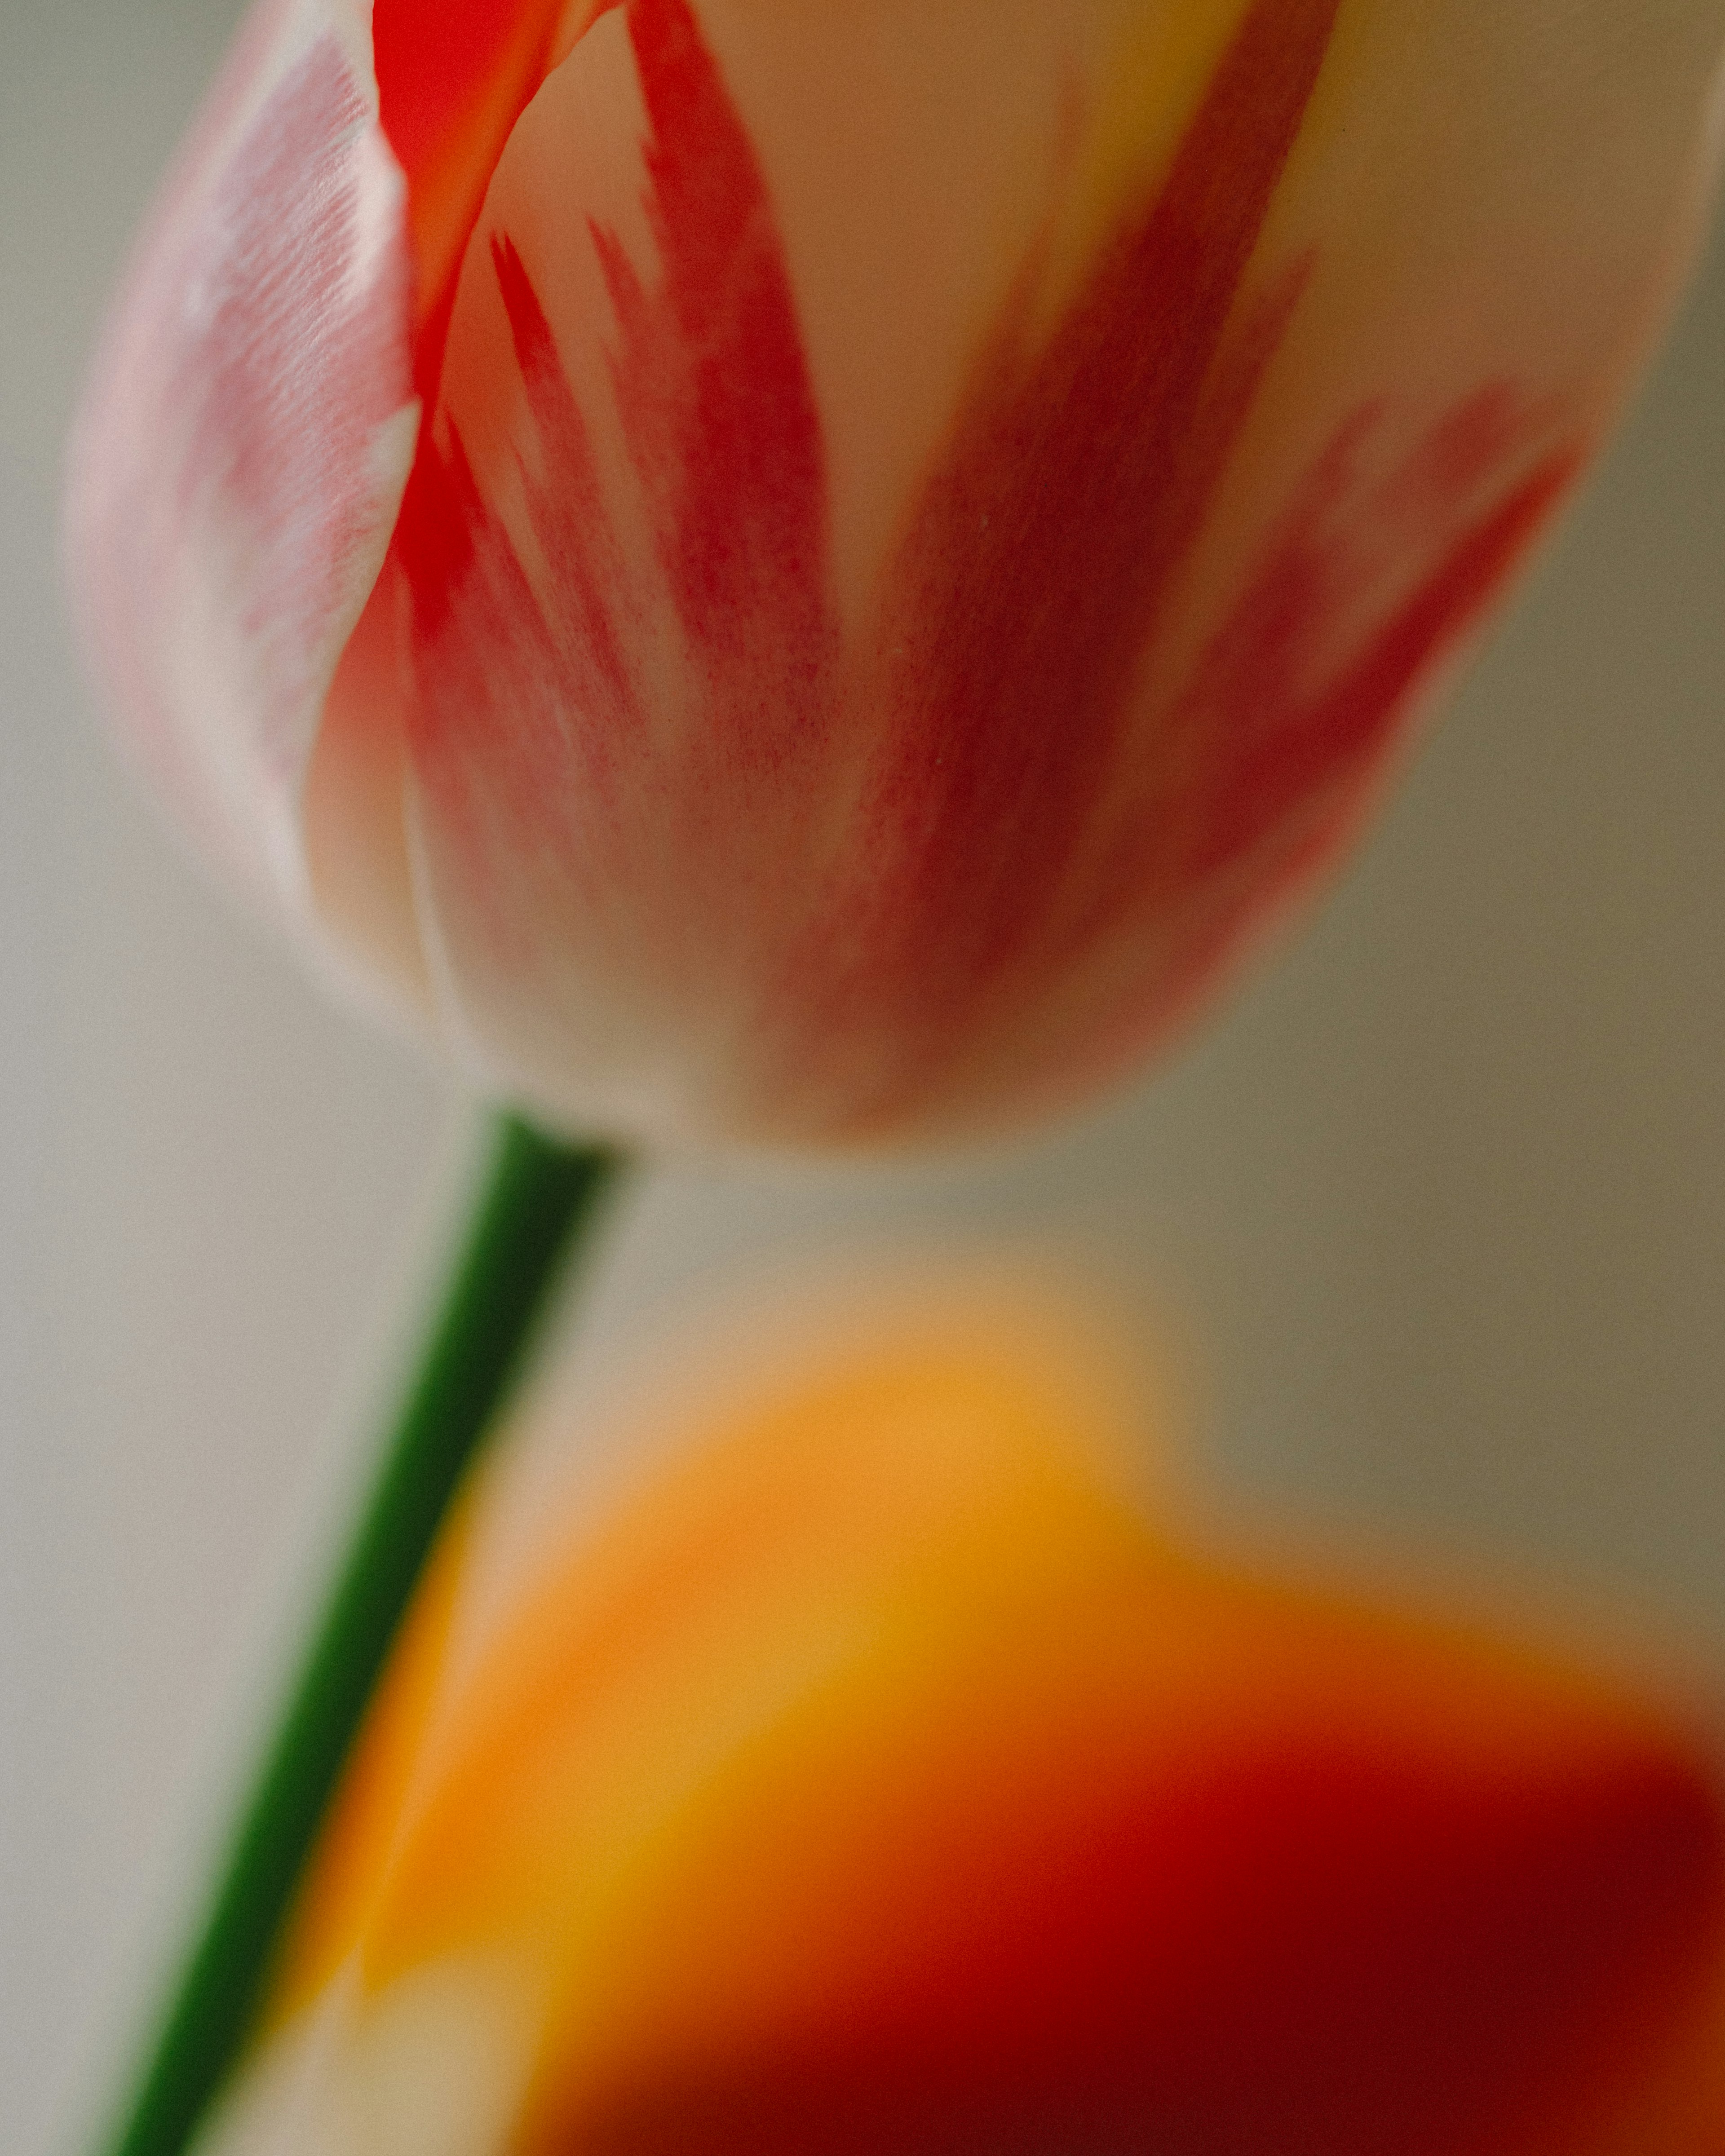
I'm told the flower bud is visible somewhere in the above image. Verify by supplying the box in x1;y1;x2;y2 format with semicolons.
68;1;1725;1142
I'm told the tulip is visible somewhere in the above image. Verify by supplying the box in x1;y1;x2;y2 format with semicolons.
190;1313;1725;2155
68;1;1725;1143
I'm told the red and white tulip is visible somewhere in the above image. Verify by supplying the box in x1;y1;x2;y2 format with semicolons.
67;0;1725;1143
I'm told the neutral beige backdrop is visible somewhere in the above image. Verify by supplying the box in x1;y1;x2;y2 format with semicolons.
4;5;1724;2151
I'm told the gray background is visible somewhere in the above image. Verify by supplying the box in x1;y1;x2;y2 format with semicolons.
4;4;1723;2149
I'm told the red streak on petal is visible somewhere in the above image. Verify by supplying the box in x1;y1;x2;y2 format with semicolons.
392;330;637;960
400;232;636;746
1186;440;1577;883
373;0;624;395
76;25;412;821
188;46;380;549
1036;407;1581;1124
777;0;1344;1113
396;0;837;980
597;0;837;774
1068;390;1579;964
493;236;638;735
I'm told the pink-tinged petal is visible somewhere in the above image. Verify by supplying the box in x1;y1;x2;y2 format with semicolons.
65;0;418;910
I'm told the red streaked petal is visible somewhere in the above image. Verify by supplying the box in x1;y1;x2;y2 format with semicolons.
65;0;416;908
372;0;620;392
771;0;1346;1132
387;0;1344;1140
393;0;842;1127
751;0;1725;1141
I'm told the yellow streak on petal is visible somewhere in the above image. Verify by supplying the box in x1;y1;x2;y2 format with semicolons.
548;0;615;71
392;1330;1153;2114
269;1491;480;2021
255;1295;1725;2150
1038;0;1258;333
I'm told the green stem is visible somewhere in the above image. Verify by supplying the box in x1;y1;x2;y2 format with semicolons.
96;1115;627;2156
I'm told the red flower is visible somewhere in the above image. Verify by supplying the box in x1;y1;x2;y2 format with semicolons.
198;1312;1725;2153
66;0;1725;1142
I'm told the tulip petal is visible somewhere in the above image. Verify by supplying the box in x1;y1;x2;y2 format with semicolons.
769;0;1723;1134
383;0;844;1123
778;0;1356;1123
220;1323;1725;2154
371;0;613;376
347;0;1725;1142
80;0;1725;1140
549;1604;1722;2156
65;0;418;906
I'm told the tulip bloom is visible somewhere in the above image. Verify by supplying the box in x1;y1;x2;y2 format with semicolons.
68;2;1725;1143
194;1321;1725;2155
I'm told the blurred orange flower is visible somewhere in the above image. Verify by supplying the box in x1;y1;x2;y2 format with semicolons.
197;1311;1725;2154
66;0;1725;1144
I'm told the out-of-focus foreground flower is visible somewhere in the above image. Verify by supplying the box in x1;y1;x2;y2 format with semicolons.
66;1;1725;1146
195;1314;1725;2155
